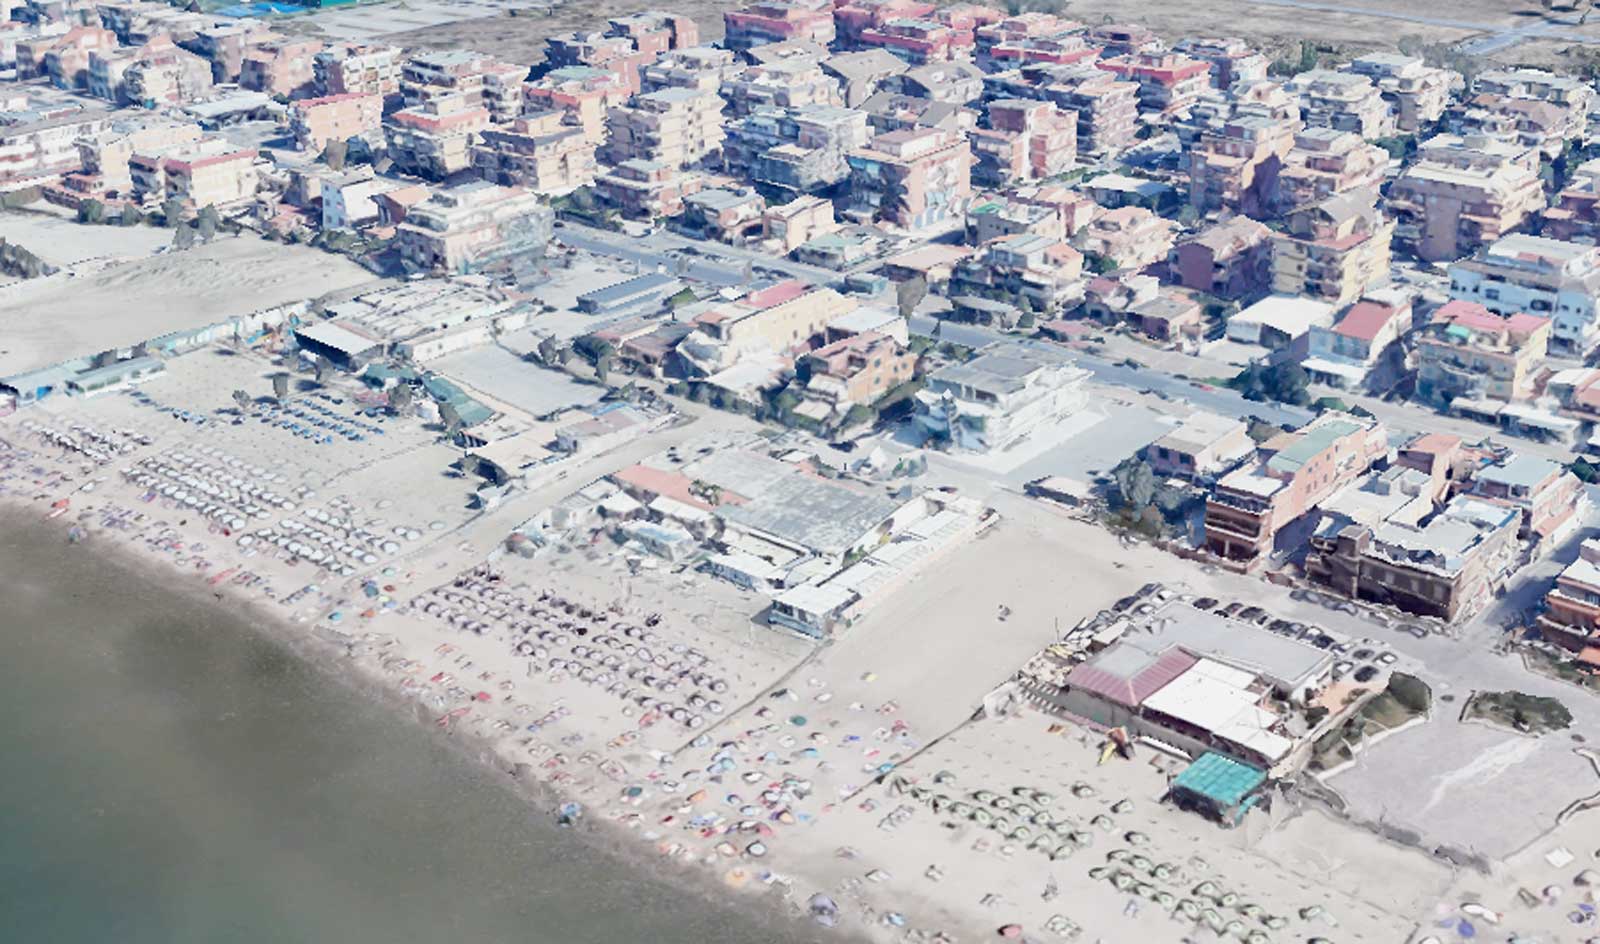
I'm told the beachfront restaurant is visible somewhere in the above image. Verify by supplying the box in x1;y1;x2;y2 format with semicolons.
1164;752;1267;827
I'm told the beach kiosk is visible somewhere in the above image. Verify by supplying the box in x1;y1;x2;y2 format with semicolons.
1165;752;1266;827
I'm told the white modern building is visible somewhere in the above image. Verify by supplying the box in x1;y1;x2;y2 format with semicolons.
1447;233;1600;356
914;340;1090;452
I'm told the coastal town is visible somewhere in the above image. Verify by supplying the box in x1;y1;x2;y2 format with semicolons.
7;0;1600;941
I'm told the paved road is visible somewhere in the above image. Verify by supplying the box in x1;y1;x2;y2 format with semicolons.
555;222;845;289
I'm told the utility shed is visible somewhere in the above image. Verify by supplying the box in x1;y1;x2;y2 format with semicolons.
1166;752;1266;827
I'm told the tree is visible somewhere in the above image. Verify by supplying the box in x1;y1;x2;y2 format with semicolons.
323;139;348;171
536;336;561;366
388;383;413;416
1111;456;1157;510
196;204;220;243
161;197;185;228
896;275;928;320
1017;309;1036;331
173;223;195;250
232;389;251;412
271;373;290;401
119;205;142;226
77;199;104;225
314;358;335;385
594;354;612;385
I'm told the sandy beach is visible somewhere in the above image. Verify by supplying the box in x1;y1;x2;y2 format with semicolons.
0;344;1485;944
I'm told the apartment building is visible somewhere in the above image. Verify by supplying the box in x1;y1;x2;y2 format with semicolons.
1541;158;1600;245
890;60;985;104
289;92;383;153
1288;69;1393;139
677;188;766;243
973;11;1078;58
604;86;726;168
834;0;935;46
185;21;271;84
393;181;553;275
1386;134;1543;263
605;10;699;56
948;233;1084;312
472;111;597;194
383;95;492;180
1341;52;1453;133
1146;411;1254;480
523;65;633;147
1302;292;1413;390
129;137;257;207
966;190;1088;243
1084;23;1161;58
1275;127;1387;212
638;46;739;94
1414;299;1550;408
96;1;208;46
543;31;652;91
1473;68;1593;155
822;48;909;107
1095;51;1211;118
678;283;858;373
1469;453;1585;542
858;17;973;67
722;1;836;52
401;50;523;123
980;32;1099;72
1073;205;1176;271
968;98;1075;187
37;25;116;89
1188;114;1297;217
88;35;212;107
844;125;972;231
0;108;109;183
1024;63;1141;157
594;158;704;218
313;41;402;99
795;331;917;422
724;104;870;197
1536;538;1600;651
59;114;199;199
238;38;322;98
1203;413;1390;566
1168;216;1273;300
1173;37;1270;91
1309;493;1520;623
762;194;839;253
915;340;1091;453
1448;234;1600;356
721;59;839;115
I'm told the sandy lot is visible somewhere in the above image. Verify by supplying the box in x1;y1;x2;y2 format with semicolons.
0;210;175;268
0;234;378;378
290;0;735;61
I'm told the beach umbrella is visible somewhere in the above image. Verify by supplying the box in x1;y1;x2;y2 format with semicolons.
998;925;1022;939
972;808;992;825
789;715;807;726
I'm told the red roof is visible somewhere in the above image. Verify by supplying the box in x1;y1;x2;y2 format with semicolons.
1334;300;1396;342
1433;299;1549;336
744;279;810;309
1065;646;1197;708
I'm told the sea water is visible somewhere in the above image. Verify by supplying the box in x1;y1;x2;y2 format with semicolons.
0;512;833;944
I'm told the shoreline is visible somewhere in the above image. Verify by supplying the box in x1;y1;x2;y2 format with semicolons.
0;452;868;943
